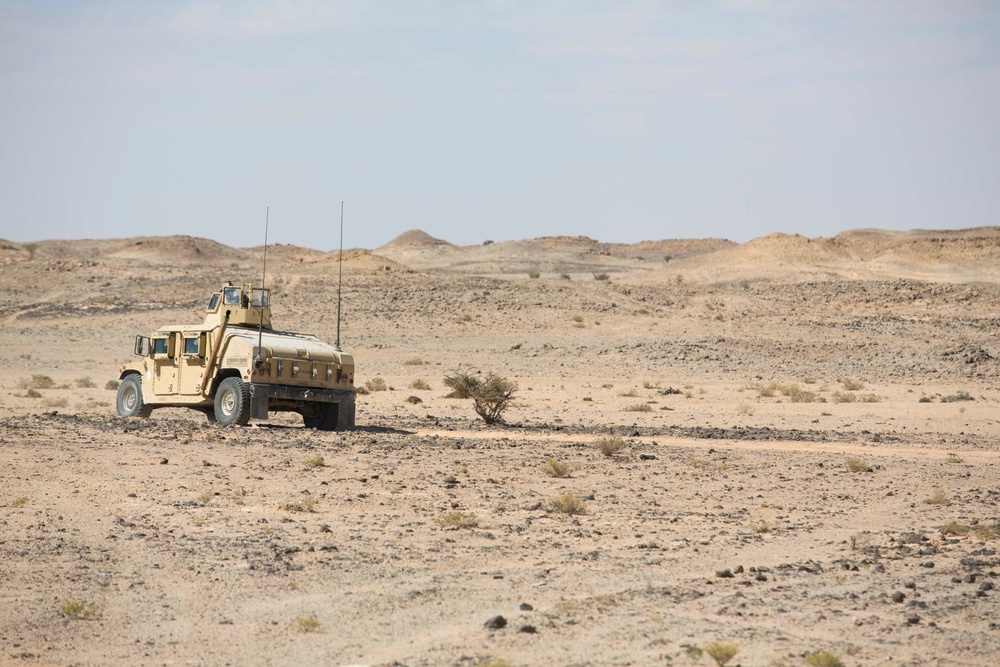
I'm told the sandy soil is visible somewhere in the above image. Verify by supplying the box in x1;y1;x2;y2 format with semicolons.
1;229;999;667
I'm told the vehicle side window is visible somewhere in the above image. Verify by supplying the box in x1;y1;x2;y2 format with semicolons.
208;293;220;312
184;337;200;356
153;338;169;355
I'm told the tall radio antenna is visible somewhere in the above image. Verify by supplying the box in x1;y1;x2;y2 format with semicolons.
255;207;269;368
335;201;344;351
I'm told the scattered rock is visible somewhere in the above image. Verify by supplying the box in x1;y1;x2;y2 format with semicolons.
484;615;507;630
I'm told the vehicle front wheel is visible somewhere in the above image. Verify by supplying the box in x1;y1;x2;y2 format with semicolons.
214;377;251;426
116;375;152;418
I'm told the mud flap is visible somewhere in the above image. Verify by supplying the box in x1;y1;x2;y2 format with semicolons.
250;392;269;420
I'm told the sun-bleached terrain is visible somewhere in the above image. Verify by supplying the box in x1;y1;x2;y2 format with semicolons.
2;227;999;667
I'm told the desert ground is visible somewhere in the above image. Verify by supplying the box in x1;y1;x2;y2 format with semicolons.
1;228;999;667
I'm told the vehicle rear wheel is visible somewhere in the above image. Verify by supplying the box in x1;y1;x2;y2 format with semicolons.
302;402;339;431
116;375;152;418
214;377;251;426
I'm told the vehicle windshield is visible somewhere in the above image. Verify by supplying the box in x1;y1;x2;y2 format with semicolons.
251;288;269;307
223;287;241;306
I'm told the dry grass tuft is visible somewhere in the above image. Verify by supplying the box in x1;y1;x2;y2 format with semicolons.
364;377;388;392
704;641;738;666
594;436;626;457
542;458;575;478
844;457;872;473
545;494;587;515
804;650;845;667
924;489;950;506
296;616;321;632
624;402;652;412
59;599;99;620
435;511;479;529
409;379;431;390
841;378;865;391
303;455;325;468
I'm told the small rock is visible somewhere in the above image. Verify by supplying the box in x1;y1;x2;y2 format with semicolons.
921;561;935;568
980;582;994;592
518;625;537;634
964;574;978;584
904;581;917;589
891;592;906;603
639;454;656;460
319;524;332;533
484;615;507;630
733;565;744;574
159;458;168;465
519;603;534;611
715;569;734;579
906;613;921;625
754;572;767;582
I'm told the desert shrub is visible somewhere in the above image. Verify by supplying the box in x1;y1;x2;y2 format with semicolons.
975;523;1000;540
105;379;120;390
354;385;370;395
619;388;638;397
25;388;42;399
59;599;98;620
545;494;587;515
832;391;857;404
405;395;422;404
282;496;318;513
41;397;69;408
924;489;950;506
595;436;626;457
841;378;865;391
11;497;27;507
844;457;871;473
560;273;571;280
941;391;974;403
75;377;96;388
593;273;610;281
624;403;652;412
364;377;387;392
542;458;574;478
572;314;584;323
472;373;517;424
527;271;540;279
409;379;431;390
435;511;479;529
804;650;844;667
296;616;321;632
20;374;55;389
444;369;480;399
403;358;426;366
919;395;932;403
945;453;963;463
737;403;755;416
704;641;738;666
940;521;971;536
303;455;325;468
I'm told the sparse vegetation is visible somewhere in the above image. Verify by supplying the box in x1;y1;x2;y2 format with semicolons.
737;403;755;416
594;436;626;457
197;492;214;505
593;272;610;281
364;377;388;392
19;374;55;390
941;390;974;403
25;388;42;399
844;457;871;473
41;397;69;408
804;650;845;667
841;378;865;391
832;391;857;404
527;271;540;279
75;376;96;388
560;273;570;280
105;379;120;390
11;497;27;507
624;402;652;412
946;453;963;463
303;455;325;468
296;616;321;632
282;496;318;513
445;369;517;423
409;379;431;390
476;658;512;667
975;523;1000;540
59;599;98;620
924;489;950;506
704;641;738;666
750;382;819;403
435;511;479;529
545;494;587;515
403;357;426;366
618;388;638;397
940;521;971;536
542;458;575;478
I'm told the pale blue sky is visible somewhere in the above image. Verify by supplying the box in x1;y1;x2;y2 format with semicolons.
1;1;997;251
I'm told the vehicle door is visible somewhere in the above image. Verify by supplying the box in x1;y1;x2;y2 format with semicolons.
179;333;208;395
150;332;179;396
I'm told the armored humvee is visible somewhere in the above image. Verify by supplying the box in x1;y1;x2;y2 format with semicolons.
116;283;356;429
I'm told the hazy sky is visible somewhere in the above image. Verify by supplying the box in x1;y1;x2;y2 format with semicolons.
1;1;997;251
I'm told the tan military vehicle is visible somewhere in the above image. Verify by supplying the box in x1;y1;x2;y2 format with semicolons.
116;283;356;429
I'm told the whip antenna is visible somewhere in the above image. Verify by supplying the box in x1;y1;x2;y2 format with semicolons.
255;207;269;368
335;200;344;351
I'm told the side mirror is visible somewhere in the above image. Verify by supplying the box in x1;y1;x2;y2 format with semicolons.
134;335;151;356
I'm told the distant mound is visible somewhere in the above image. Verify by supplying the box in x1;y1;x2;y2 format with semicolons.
379;229;454;250
640;227;1000;284
311;249;411;273
105;236;250;263
244;243;325;263
0;239;31;263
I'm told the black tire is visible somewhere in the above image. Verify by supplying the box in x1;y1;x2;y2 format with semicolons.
116;375;152;418
214;377;251;426
302;402;339;431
